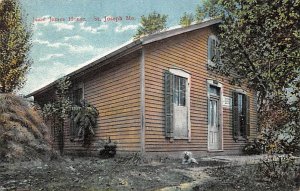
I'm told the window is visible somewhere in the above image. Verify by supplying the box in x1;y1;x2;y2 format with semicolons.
70;83;84;139
208;99;219;131
164;69;190;140
73;88;83;106
174;76;186;106
208;35;221;66
209;85;220;96
232;91;250;140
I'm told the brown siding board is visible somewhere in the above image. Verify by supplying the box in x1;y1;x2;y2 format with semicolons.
144;28;257;153
36;25;258;155
38;56;142;153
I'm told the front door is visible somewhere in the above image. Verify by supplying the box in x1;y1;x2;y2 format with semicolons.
208;98;221;150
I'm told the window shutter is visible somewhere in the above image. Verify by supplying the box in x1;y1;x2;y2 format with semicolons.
164;70;174;138
232;91;239;140
245;95;251;138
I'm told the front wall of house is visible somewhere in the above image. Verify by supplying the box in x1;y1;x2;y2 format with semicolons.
144;27;257;154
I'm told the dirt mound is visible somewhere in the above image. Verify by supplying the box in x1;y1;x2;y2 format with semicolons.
0;94;55;162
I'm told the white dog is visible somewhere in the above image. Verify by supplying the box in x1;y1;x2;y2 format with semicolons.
182;151;198;164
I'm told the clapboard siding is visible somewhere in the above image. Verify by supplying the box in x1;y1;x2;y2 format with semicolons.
40;56;141;153
34;23;258;155
144;27;257;153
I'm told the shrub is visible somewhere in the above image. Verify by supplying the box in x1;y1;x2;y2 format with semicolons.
0;94;53;162
244;127;299;155
243;138;266;155
71;99;99;146
99;137;117;158
259;154;298;185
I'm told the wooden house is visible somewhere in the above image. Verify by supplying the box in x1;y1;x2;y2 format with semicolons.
28;19;258;156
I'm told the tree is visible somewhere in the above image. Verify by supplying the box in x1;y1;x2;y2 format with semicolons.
212;0;300;153
43;77;72;154
216;0;300;111
134;11;168;39
179;12;194;27
0;0;32;93
195;0;221;22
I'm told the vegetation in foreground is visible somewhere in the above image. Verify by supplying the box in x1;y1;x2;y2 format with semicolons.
202;161;298;191
0;94;54;162
0;155;299;191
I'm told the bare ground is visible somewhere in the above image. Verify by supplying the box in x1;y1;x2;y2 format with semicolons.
0;155;298;191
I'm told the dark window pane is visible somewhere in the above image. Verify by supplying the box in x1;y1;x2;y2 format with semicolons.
238;94;243;114
210;39;215;60
208;37;221;64
209;85;220;96
237;93;246;137
173;76;187;106
73;88;83;105
71;87;84;138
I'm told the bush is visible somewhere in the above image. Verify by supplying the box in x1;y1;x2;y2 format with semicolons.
0;94;53;162
205;162;297;190
98;138;117;158
70;99;99;146
259;154;298;185
243;138;266;155
244;127;299;155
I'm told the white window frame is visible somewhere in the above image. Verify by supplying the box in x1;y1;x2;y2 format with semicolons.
235;88;247;95
169;68;191;141
207;79;223;151
207;35;221;67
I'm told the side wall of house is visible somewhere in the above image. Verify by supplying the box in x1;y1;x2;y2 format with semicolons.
84;56;141;152
144;27;257;154
35;56;141;154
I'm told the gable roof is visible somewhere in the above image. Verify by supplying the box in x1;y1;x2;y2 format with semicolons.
26;18;221;97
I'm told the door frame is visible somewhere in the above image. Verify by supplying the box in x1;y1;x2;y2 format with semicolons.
169;68;191;141
207;79;223;151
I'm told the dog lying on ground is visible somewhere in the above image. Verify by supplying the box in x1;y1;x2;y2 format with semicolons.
182;151;199;164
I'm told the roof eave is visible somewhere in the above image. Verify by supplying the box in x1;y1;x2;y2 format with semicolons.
26;40;142;98
26;18;222;98
140;18;222;45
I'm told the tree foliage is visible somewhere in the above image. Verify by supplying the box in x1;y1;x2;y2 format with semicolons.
195;0;221;22
43;77;99;148
216;0;300;109
0;0;32;93
134;11;168;39
71;100;99;146
42;77;72;154
179;12;194;27
205;0;300;152
43;77;72;120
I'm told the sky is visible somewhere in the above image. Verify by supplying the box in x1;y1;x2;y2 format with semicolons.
19;0;201;95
